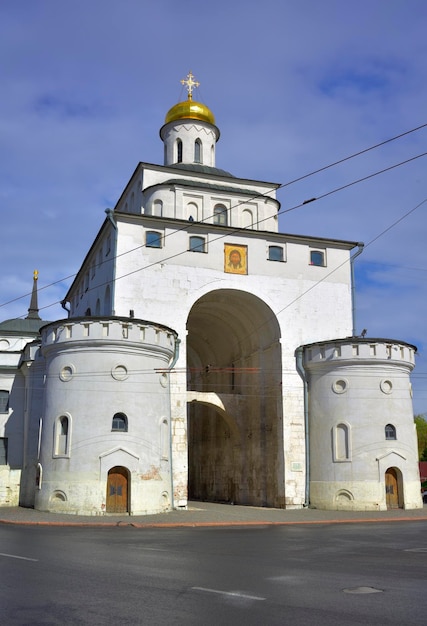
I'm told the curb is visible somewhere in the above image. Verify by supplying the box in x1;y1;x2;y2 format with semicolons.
2;516;427;529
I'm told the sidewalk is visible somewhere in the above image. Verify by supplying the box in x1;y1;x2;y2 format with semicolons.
1;502;427;528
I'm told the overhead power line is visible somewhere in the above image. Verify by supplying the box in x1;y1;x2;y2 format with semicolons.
1;123;427;315
277;121;427;190
229;197;427;353
36;152;427;315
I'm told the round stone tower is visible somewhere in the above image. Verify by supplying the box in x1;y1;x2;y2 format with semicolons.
302;337;422;511
36;317;178;515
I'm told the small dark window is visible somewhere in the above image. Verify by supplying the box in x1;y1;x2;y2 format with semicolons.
0;438;7;465
177;139;183;163
112;413;128;432
194;139;202;163
310;250;325;266
268;246;284;262
213;205;228;226
385;424;396;440
55;416;70;456
60;417;68;436
0;390;9;413
36;463;41;488
189;236;206;253
146;231;162;248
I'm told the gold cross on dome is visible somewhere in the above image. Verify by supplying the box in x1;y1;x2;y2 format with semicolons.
33;269;39;281
180;71;200;100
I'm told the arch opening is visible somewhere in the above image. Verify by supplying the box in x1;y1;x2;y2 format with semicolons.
385;466;403;509
186;289;284;507
106;466;130;513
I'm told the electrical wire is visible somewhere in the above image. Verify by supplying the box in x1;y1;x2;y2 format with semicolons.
37;155;427;318
5;197;423;387
225;197;427;354
4;150;427;320
1;122;427;313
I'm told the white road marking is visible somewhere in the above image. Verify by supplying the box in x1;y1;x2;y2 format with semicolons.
141;547;169;552
191;586;265;601
0;552;38;562
404;547;427;552
343;586;383;594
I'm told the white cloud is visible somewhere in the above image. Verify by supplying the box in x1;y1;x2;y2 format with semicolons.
1;0;426;411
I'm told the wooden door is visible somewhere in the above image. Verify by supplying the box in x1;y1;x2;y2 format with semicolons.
385;468;399;509
106;466;129;513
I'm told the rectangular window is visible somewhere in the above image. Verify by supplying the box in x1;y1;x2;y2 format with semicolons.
189;236;206;253
0;391;9;413
310;249;326;266
213;205;228;226
385;424;397;440
146;231;162;248
268;245;284;262
0;438;7;465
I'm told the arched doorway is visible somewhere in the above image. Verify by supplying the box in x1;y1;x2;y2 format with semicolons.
385;467;402;509
106;466;129;513
188;400;239;503
186;289;283;507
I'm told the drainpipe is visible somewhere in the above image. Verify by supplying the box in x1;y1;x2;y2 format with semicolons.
167;337;180;509
168;337;180;371
105;208;117;230
295;346;309;507
61;300;71;318
350;243;364;336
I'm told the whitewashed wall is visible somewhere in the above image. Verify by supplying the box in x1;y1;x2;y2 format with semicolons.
304;339;422;510
34;318;177;515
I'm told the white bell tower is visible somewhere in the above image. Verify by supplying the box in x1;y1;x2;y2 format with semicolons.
160;71;220;168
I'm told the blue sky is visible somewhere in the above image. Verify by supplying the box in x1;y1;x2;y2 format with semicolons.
1;0;426;413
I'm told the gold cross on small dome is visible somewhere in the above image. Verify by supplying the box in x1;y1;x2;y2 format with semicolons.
180;71;200;100
33;270;39;281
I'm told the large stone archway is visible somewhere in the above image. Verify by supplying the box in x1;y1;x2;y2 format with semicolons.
186;289;284;507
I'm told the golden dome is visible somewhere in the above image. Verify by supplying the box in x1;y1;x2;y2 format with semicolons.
165;99;215;125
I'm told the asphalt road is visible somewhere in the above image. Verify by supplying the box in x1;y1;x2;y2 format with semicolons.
1;521;427;625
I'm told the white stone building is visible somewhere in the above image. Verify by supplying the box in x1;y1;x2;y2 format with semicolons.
0;74;422;514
